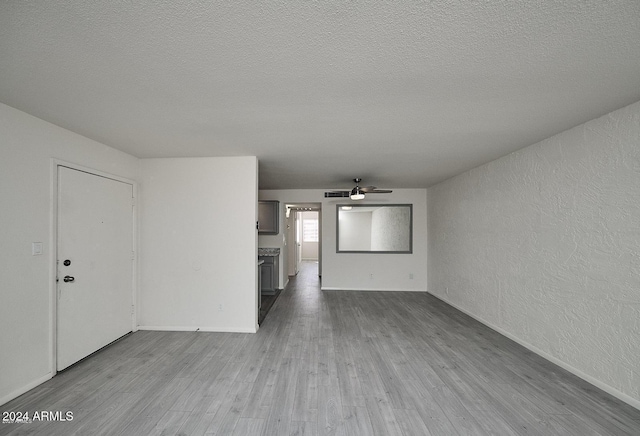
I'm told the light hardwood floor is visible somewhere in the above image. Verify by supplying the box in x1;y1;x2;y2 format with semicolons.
2;261;639;435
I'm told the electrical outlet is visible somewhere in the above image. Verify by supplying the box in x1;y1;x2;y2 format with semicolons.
409;273;414;280
218;304;223;312
32;242;43;256
369;273;373;279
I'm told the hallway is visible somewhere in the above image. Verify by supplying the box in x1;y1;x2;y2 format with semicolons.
2;263;639;435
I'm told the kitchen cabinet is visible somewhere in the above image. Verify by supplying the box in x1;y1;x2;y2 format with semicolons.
259;255;279;295
258;259;264;309
258;201;279;234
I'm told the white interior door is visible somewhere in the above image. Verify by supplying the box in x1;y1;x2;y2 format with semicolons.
57;166;134;371
287;213;296;276
295;212;302;271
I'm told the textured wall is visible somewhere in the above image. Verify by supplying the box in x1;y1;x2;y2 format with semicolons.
428;101;640;405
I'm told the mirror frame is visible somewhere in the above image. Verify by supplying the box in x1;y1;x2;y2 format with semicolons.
336;204;413;254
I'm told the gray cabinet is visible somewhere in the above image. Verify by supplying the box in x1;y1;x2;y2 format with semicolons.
259;255;279;295
258;201;279;234
257;260;264;309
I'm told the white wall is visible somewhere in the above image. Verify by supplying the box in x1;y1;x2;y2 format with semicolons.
0;103;139;405
259;189;427;292
428;101;640;408
139;157;258;333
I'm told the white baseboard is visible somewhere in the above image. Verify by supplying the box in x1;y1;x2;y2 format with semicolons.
427;291;640;412
321;287;427;292
0;373;52;407
137;325;257;333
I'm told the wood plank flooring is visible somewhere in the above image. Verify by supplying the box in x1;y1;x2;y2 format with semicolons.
2;261;639;435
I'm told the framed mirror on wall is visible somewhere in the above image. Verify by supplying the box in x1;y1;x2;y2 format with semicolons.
336;204;413;253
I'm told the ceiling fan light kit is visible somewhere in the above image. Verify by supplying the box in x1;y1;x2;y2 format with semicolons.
325;178;392;200
350;187;365;200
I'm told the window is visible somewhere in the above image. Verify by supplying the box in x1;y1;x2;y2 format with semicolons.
303;218;318;242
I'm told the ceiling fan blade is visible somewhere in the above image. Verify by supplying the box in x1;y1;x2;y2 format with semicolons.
360;185;392;193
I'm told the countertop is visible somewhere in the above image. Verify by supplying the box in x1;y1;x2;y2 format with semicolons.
258;247;280;257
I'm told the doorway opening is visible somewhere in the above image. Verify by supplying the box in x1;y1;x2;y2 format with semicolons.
285;204;322;280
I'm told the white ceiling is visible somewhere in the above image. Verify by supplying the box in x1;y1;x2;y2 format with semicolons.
1;1;639;190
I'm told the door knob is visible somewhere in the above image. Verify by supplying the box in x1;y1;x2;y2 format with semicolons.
63;276;75;283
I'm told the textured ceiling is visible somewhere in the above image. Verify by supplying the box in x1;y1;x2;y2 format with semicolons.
1;1;639;189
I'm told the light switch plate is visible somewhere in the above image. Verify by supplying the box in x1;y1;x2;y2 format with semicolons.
32;242;43;256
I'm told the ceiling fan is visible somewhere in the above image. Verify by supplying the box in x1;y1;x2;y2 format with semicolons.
324;178;392;200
